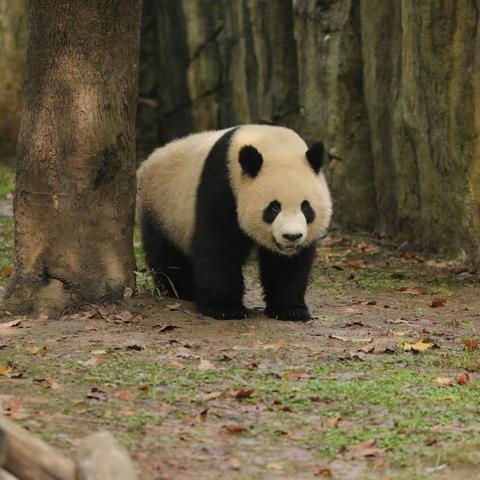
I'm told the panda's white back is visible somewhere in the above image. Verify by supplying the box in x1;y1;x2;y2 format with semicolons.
137;128;230;254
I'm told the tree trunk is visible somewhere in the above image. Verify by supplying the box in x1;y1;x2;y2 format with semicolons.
3;0;142;315
144;0;376;230
361;1;480;257
0;0;27;167
141;0;480;260
294;0;376;229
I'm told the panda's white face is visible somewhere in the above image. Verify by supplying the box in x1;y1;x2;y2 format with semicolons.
264;200;310;254
242;176;331;256
229;126;332;257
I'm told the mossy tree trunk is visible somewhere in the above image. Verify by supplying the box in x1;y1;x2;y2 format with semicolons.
4;0;142;315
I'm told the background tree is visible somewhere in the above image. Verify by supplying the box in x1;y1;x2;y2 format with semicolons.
0;0;27;168
4;0;143;315
138;0;480;262
2;1;480;269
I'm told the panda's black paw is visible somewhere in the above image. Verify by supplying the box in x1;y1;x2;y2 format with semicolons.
265;304;311;321
198;303;248;320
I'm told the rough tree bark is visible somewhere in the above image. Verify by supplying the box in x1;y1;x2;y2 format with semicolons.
0;0;27;167
294;0;376;229
140;0;480;261
3;0;142;315
361;1;480;257
140;0;376;229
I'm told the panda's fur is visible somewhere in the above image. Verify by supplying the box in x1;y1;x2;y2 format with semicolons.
137;125;332;320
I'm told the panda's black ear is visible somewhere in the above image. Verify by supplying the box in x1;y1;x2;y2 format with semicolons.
239;145;263;178
306;142;324;174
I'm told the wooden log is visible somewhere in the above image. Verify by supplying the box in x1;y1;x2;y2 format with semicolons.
0;468;18;480
76;431;137;480
0;415;75;480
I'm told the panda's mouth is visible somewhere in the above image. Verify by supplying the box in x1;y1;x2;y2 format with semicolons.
273;239;301;254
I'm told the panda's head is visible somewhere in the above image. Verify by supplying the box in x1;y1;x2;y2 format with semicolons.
231;130;332;256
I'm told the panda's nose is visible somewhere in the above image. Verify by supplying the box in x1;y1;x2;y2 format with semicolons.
282;233;303;242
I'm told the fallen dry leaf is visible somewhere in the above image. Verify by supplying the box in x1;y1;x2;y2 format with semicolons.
227;458;241;470
224;425;247;435
153;324;178;332
400;287;427;295
330;335;373;343
345;439;385;459
124;341;146;351
402;339;435;353
266;463;283;470
0;266;13;278
341;259;366;270
457;372;470;385
262;341;285;350
80;357;104;367
430;297;447;308
386;318;413;325
325;417;342;428
0;395;23;417
0;319;22;333
114;310;134;323
166;303;181;311
113;390;135;401
91;349;107;355
345;320;366;327
29;346;48;355
46;379;60;390
355;242;381;253
189;408;208;425
434;377;454;387
359;344;396;355
463;339;479;351
230;388;255;399
168;360;186;370
0;364;12;376
86;387;107;401
201;391;223;401
315;467;334;478
283;370;314;380
198;359;216;371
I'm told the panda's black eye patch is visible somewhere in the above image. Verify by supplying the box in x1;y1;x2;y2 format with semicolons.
263;200;281;224
301;200;315;223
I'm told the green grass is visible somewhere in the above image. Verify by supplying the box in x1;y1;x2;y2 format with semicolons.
7;347;479;463
0;217;14;290
0;164;15;198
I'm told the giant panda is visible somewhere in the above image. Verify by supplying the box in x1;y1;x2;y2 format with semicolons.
136;125;332;321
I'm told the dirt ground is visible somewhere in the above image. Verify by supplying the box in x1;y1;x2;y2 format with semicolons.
2;210;480;479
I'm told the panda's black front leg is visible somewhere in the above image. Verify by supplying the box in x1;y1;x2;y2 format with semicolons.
193;241;251;320
259;245;316;321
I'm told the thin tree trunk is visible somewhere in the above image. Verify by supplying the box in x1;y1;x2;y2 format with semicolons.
3;0;142;315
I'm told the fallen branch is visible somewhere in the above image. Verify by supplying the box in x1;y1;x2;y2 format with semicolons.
0;415;75;480
0;468;19;480
76;432;137;480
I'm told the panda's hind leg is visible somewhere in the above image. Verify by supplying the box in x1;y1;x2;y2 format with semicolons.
140;210;194;301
